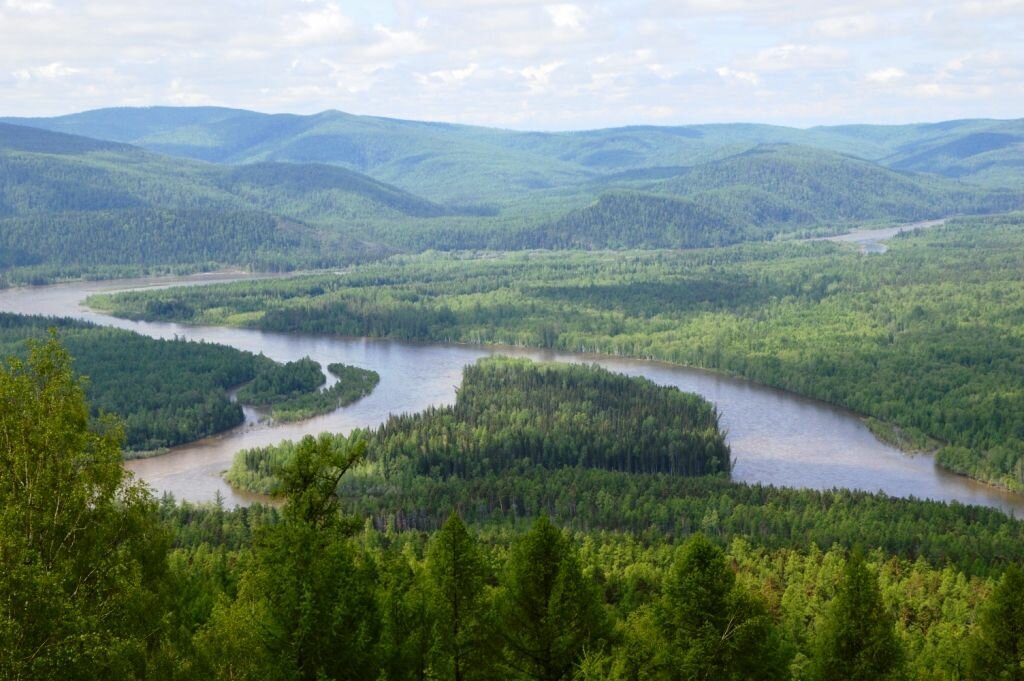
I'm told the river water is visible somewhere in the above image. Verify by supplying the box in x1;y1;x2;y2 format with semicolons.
1;268;1020;515
819;218;947;253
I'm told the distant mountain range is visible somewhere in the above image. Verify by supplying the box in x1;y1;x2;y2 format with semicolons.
1;107;1022;276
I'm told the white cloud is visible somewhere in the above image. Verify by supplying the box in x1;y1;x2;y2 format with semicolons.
865;67;906;83
545;4;585;31
716;66;760;86
12;62;81;81
519;60;564;92
416;62;479;87
363;25;430;59
0;0;1020;127
746;44;848;72
167;78;212;105
5;0;51;12
813;15;880;39
286;3;355;46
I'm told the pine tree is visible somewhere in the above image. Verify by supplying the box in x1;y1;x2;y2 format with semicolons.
965;564;1024;680
497;516;609;681
811;548;902;680
202;432;381;681
426;513;494;681
654;533;789;681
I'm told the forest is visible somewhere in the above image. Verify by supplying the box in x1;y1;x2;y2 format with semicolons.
3;117;1024;286
237;358;380;423
5;337;1024;680
0;314;377;449
227;357;731;495
93;214;1024;489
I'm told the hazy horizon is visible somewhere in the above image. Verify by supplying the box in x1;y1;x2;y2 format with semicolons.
5;103;1023;134
2;1;1021;130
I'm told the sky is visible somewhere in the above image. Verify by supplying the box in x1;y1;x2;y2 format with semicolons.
1;0;1022;130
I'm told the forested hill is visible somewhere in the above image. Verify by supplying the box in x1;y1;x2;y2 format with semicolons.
2;111;1024;279
504;145;1023;249
0;123;454;276
5;107;1023;199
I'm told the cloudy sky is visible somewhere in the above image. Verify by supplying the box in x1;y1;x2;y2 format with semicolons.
1;0;1022;129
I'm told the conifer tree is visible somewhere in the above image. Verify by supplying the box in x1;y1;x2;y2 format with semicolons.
812;548;902;681
654;533;789;681
965;564;1024;680
497;516;609;681
426;513;494;681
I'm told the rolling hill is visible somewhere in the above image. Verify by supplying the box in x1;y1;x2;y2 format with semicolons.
2;110;1024;278
505;145;1024;249
6;107;1024;200
0;123;457;273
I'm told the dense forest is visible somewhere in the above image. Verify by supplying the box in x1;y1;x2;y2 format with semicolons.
96;214;1024;489
237;357;379;423
0;314;378;449
2;117;1023;285
5;338;1024;679
227;358;1024;573
227;358;731;494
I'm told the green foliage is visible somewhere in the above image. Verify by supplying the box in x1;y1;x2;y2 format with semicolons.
646;534;789;680
9;106;1024;196
0;335;169;679
0;314;377;451
235;356;325;405
2;115;1023;281
199;433;379;681
227;358;730;500
965;564;1024;680
109;214;1024;488
8;328;1024;680
263;362;379;422
426;514;495;681
377;358;730;478
496;516;610;681
0;313;268;450
811;548;903;680
520;145;1023;250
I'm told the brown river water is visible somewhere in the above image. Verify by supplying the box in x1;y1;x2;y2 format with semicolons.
1;259;1020;515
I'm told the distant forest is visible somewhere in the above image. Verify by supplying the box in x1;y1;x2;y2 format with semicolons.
95;214;1024;489
2;111;1024;283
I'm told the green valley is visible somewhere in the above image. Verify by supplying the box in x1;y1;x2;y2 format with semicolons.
91;213;1024;490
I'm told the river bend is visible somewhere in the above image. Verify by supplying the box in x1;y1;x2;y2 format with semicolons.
0;271;1020;515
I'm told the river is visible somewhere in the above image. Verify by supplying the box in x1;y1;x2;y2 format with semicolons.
1;268;1021;515
818;218;947;253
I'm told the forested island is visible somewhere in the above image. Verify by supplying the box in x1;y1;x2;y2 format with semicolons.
92;213;1024;491
0;314;377;450
5;338;1024;679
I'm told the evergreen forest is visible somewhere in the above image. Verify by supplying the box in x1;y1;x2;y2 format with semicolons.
5;338;1024;680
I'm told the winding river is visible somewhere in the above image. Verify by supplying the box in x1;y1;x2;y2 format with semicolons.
1;259;1021;515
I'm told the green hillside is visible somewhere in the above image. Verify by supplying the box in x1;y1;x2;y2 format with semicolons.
2;112;1024;278
7;107;1024;198
650;144;1023;221
0;123;463;275
509;145;1023;249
